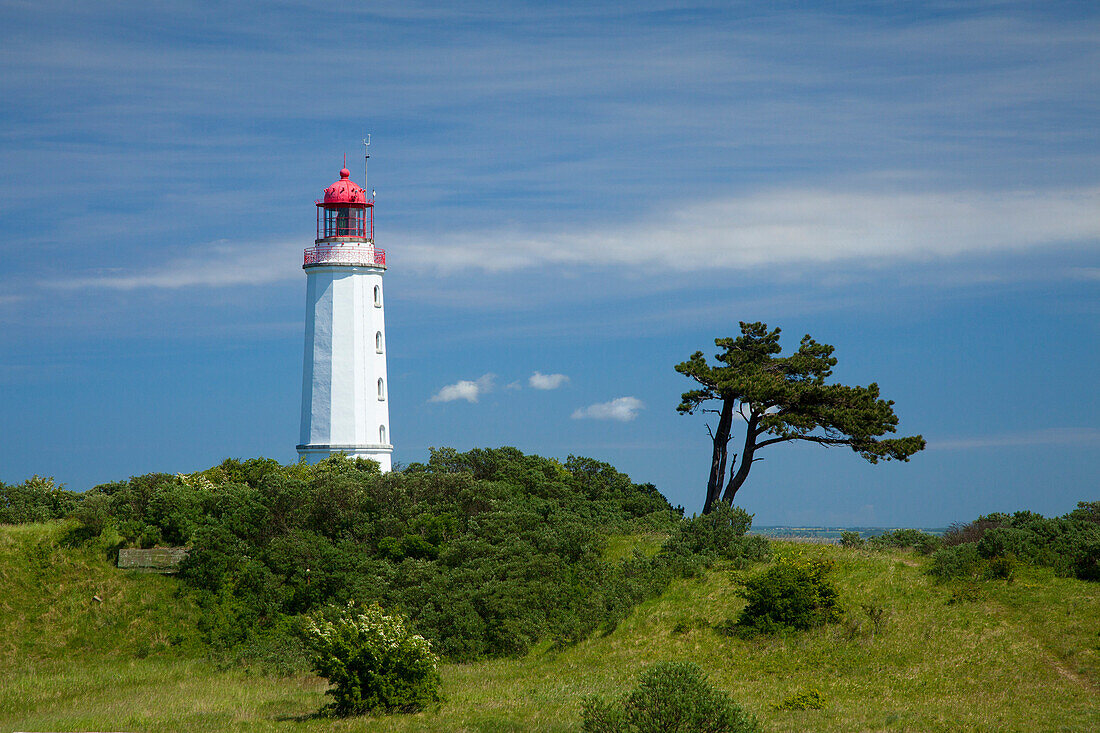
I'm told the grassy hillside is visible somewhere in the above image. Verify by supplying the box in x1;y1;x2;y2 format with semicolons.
2;523;1098;732
0;522;201;662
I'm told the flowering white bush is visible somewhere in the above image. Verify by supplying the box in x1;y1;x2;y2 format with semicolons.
304;602;442;716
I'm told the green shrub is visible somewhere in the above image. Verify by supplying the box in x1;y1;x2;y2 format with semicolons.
982;554;1016;582
1073;539;1100;581
946;582;983;604
867;528;942;555
303;603;442;717
839;531;863;548
72;448;690;662
0;476;78;524
843;602;889;640
582;661;759;733
670;617;710;635
927;544;982;582
772;687;827;710
662;502;769;563
735;555;842;635
938;506;1100;580
1068;501;1100;525
942;514;1008;546
976;527;1039;564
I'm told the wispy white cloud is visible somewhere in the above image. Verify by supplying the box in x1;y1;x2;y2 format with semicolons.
45;240;302;290
429;373;495;403
929;428;1100;450
529;371;569;390
572;396;644;422
38;184;1100;293
399;186;1100;274
1068;267;1100;281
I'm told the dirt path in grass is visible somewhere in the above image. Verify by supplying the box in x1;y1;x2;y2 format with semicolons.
986;599;1099;694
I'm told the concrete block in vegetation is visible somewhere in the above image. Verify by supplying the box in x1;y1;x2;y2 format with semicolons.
117;547;189;573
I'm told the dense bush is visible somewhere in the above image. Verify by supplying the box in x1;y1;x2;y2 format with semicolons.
0;476;78;524
661;502;770;565
582;661;759;733
942;514;1008;547
932;505;1100;581
735;555;841;635
983;554;1016;581
1068;501;1100;525
61;448;724;662
304;603;441;716
839;531;864;548
927;543;983;582
866;528;941;555
1073;539;1100;581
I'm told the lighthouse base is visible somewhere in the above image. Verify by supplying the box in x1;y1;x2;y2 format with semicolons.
296;443;393;472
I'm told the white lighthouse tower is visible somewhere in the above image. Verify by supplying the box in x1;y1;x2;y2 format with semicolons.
296;159;392;471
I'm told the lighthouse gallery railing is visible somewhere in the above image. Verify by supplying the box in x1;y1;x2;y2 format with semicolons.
303;244;386;268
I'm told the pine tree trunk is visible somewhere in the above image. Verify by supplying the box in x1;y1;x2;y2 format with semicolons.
722;415;758;504
703;399;734;514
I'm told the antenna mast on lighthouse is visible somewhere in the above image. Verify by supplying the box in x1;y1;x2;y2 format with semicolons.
362;134;371;195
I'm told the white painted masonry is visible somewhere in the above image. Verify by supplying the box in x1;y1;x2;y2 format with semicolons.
297;257;392;471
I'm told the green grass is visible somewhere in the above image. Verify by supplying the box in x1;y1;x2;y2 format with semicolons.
2;528;1098;731
600;531;667;563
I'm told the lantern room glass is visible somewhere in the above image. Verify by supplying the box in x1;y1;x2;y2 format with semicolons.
322;206;365;238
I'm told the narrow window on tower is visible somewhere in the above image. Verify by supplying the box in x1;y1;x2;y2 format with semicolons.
375;331;383;353
380;425;386;443
374;285;381;307
378;378;385;400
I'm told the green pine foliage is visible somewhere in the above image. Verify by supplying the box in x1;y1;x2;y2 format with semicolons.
582;661;759;733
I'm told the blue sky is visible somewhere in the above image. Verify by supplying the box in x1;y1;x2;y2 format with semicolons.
1;1;1097;526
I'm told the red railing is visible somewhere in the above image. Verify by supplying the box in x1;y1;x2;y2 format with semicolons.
303;244;386;268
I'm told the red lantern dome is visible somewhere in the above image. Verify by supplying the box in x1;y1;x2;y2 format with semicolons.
316;166;374;242
323;168;367;205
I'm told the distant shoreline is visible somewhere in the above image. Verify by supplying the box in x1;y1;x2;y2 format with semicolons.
751;526;947;543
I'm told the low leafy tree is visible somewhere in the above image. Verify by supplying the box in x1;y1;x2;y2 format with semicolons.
736;555;841;635
303;603;442;717
772;688;828;711
583;661;759;733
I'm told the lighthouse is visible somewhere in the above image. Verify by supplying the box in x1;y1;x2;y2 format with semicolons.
296;160;392;471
